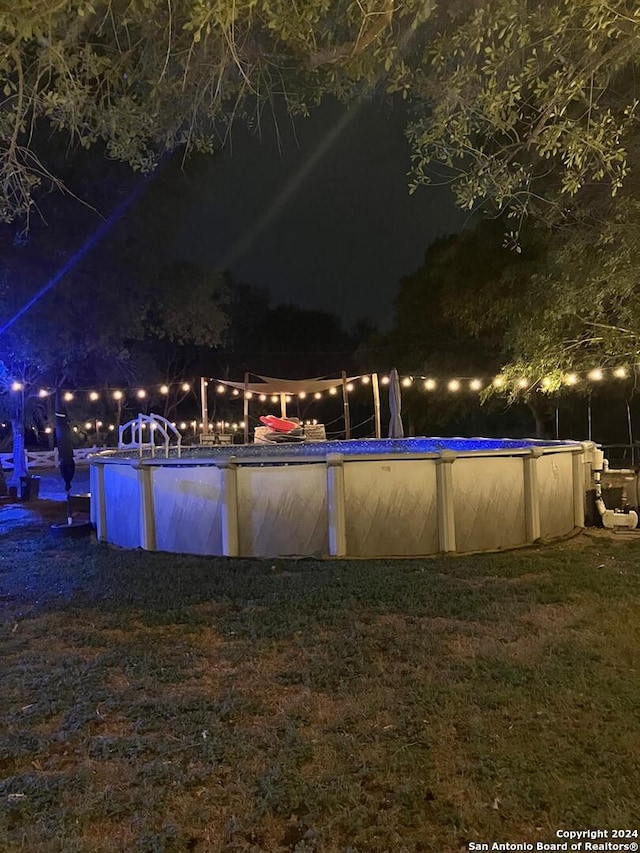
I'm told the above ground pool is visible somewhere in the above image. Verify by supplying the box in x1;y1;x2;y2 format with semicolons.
90;437;595;558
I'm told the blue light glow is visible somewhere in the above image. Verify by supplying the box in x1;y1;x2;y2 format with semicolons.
0;180;148;338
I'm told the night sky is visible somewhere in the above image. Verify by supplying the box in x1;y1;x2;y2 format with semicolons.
178;97;468;331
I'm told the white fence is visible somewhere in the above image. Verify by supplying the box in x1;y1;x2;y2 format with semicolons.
0;446;105;471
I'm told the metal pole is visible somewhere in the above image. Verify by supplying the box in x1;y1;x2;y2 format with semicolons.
341;370;351;440
244;372;249;444
200;377;208;435
372;373;381;439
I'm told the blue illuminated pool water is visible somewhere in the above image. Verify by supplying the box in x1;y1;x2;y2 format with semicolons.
164;436;578;461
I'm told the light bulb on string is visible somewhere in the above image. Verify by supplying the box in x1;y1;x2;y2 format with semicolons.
361;375;370;384
565;373;578;386
181;382;191;392
259;394;267;402
346;383;354;392
85;422;92;430
232;389;239;396
299;392;306;399
89;391;99;401
11;381;23;391
517;377;529;389
401;377;412;387
285;395;292;403
314;392;322;400
493;376;505;388
614;367;628;379
329;387;337;395
448;379;460;392
469;379;482;391
381;376;389;385
160;385;169;395
216;384;225;394
108;424;115;431
588;369;603;382
542;377;552;389
271;395;278;403
63;391;74;401
113;390;123;400
137;389;146;399
245;391;253;400
38;389;48;398
424;379;436;391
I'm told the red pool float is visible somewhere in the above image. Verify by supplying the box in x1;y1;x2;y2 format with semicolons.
259;415;299;433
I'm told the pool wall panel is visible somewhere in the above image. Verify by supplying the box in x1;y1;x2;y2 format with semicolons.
538;453;575;538
453;457;527;552
343;459;439;556
152;466;224;555
104;464;141;548
236;464;328;557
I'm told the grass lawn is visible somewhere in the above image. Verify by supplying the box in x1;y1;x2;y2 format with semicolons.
1;501;639;852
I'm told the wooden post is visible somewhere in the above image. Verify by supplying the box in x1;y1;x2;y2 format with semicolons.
280;393;287;419
372;373;381;439
244;372;249;444
200;377;208;435
341;371;351;440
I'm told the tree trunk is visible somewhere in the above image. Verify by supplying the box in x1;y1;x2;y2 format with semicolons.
8;389;28;489
527;396;557;440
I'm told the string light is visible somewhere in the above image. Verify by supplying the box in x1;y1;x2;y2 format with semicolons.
217;384;225;393
402;377;412;387
108;425;115;431
259;394;267;402
137;389;146;399
361;375;370;384
113;390;123;400
517;377;529;389
63;391;74;401
424;379;436;391
381;376;389;385
38;389;48;397
299;392;306;399
271;395;278;403
542;377;551;388
285;395;292;403
588;369;603;382
469;379;482;391
346;383;354;392
614;367;628;378
85;422;92;429
232;389;239;396
314;392;322;400
89;391;99;401
448;379;460;392
245;391;253;400
565;373;578;386
179;422;187;429
11;381;23;391
493;376;505;388
160;385;169;395
329;387;337;395
181;382;191;392
44;426;52;434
